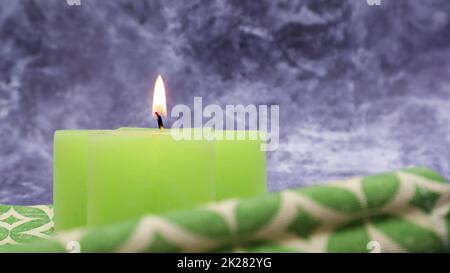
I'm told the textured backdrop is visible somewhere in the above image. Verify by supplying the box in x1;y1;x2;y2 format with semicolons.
0;0;449;205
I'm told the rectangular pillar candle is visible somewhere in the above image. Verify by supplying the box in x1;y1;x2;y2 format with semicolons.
54;128;267;230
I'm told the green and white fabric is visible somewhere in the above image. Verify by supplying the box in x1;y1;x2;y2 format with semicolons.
1;167;450;253
0;205;53;246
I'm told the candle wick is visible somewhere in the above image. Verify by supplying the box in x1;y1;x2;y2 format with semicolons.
155;112;164;130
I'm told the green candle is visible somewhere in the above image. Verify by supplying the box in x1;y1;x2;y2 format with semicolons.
54;128;267;230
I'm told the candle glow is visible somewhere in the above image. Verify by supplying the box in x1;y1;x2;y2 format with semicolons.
152;75;167;119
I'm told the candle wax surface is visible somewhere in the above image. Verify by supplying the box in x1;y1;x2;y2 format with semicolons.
53;128;267;230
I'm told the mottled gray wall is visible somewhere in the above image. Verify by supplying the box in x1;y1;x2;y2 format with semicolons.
0;0;449;205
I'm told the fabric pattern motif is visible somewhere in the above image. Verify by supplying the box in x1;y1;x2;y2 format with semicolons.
0;205;53;246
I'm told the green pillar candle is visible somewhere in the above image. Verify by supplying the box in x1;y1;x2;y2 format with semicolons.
53;128;267;230
87;130;216;228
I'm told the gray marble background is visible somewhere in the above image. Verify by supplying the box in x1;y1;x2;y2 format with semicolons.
0;0;449;205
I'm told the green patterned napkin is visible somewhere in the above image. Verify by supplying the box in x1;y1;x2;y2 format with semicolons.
1;167;450;253
0;205;53;246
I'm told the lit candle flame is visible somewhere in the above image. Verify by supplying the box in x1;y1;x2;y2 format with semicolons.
152;75;167;119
